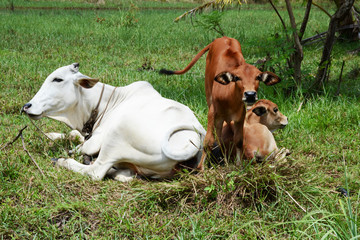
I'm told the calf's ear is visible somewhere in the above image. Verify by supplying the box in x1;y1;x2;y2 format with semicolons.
214;72;240;85
256;71;281;86
252;106;267;116
76;77;99;89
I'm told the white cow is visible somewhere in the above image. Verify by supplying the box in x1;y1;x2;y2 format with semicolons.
22;63;205;182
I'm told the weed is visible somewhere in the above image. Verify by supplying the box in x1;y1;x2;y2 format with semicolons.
194;10;226;36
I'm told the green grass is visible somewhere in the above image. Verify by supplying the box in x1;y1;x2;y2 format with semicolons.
0;0;200;9
1;1;360;239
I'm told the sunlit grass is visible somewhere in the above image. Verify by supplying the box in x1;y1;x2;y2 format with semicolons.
1;1;359;238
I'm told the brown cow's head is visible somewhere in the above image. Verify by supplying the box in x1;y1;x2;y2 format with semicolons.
214;64;280;106
250;99;288;132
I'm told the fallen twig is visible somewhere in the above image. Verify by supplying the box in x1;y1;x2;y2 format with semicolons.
28;117;55;142
2;125;46;177
20;131;46;178
1;125;28;151
297;101;303;113
279;186;316;222
301;24;357;46
284;189;307;213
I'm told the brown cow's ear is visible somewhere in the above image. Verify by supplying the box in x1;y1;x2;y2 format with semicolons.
252;106;267;116
257;71;281;86
214;72;239;85
77;78;99;88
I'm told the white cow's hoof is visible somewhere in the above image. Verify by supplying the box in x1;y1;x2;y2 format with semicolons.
114;175;134;182
55;158;67;167
51;158;58;167
108;169;134;182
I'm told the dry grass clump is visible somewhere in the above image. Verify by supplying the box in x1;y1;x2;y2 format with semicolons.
133;154;303;214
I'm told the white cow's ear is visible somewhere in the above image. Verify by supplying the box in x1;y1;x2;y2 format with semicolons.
70;63;80;73
76;78;99;89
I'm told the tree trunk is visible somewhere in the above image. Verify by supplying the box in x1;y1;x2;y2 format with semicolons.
314;0;355;90
334;0;359;40
285;0;303;86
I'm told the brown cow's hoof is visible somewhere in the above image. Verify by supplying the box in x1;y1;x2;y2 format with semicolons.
206;142;226;166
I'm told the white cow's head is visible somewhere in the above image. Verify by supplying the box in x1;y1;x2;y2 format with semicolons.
22;63;98;120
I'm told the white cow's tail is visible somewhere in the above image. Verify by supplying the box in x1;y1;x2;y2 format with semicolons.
161;125;204;162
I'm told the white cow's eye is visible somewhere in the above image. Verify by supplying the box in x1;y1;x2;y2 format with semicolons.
53;78;64;82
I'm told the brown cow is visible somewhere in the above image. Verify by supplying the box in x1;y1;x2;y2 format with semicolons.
221;99;289;162
160;37;281;168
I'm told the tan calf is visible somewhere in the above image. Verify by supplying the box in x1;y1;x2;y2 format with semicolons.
221;99;288;162
160;37;281;168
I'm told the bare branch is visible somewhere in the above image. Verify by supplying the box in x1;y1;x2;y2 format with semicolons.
268;0;287;33
312;1;332;18
301;24;357;45
299;0;313;41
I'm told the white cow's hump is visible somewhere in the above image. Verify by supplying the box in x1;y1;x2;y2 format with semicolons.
125;81;156;92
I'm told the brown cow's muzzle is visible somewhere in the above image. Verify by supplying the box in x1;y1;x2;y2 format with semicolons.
280;117;289;129
243;91;258;106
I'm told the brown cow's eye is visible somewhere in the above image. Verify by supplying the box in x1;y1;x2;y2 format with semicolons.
53;78;63;82
273;107;278;113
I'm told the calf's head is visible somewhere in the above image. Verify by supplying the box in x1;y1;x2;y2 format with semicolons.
250;99;288;132
214;64;280;106
22;63;98;120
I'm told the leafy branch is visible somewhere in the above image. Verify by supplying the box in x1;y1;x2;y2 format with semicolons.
174;0;245;22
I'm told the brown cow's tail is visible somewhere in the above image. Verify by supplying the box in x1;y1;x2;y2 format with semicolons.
159;43;211;75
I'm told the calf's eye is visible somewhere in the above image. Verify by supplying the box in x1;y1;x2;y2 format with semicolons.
53;78;64;82
273;107;278;113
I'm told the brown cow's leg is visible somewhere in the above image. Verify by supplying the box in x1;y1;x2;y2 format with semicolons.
214;117;224;146
204;105;217;147
198;152;206;171
198;105;217;170
233;120;245;167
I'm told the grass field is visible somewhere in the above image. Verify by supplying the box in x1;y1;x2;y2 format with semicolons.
1;1;360;239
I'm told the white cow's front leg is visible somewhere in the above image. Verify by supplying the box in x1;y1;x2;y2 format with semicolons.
68;130;85;143
45;133;66;141
46;130;84;142
55;157;113;180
